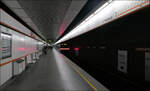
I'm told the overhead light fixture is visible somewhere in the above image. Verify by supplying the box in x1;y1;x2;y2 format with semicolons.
55;0;150;45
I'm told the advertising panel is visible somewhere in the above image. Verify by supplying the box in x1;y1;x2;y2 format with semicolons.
1;32;12;59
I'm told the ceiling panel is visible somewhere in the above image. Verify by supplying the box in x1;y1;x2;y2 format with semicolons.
1;0;22;8
12;8;28;17
2;0;87;41
58;0;87;39
18;0;72;40
2;0;45;39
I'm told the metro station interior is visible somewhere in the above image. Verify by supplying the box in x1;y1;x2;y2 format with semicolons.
0;0;150;91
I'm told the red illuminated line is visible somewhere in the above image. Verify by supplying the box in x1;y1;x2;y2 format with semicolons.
18;48;26;51
0;51;38;67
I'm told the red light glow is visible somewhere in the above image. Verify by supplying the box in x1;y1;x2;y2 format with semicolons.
74;48;79;51
17;48;26;51
59;24;65;36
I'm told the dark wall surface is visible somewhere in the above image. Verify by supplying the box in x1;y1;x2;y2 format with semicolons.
60;7;150;91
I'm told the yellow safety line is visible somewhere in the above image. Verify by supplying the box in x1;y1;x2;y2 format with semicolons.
63;59;98;91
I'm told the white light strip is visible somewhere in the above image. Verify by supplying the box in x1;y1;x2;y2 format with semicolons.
55;0;150;45
1;33;11;38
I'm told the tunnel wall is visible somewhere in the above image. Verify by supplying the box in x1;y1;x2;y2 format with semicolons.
0;9;44;86
60;6;150;90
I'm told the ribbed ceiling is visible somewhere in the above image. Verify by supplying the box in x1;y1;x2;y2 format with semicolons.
2;0;87;41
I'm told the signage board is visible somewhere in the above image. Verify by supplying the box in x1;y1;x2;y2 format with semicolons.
118;50;128;73
1;32;12;59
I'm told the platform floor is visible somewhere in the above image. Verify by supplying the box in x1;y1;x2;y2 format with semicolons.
1;48;108;91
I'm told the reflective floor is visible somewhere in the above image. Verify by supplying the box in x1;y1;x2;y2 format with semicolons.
1;48;108;91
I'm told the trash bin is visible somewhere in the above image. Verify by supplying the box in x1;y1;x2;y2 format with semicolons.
26;55;32;64
13;59;25;76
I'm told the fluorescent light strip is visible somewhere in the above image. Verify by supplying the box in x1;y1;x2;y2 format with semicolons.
1;33;11;38
55;0;150;45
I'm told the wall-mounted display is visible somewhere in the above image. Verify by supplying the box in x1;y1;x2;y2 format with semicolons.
118;50;128;73
1;32;12;59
